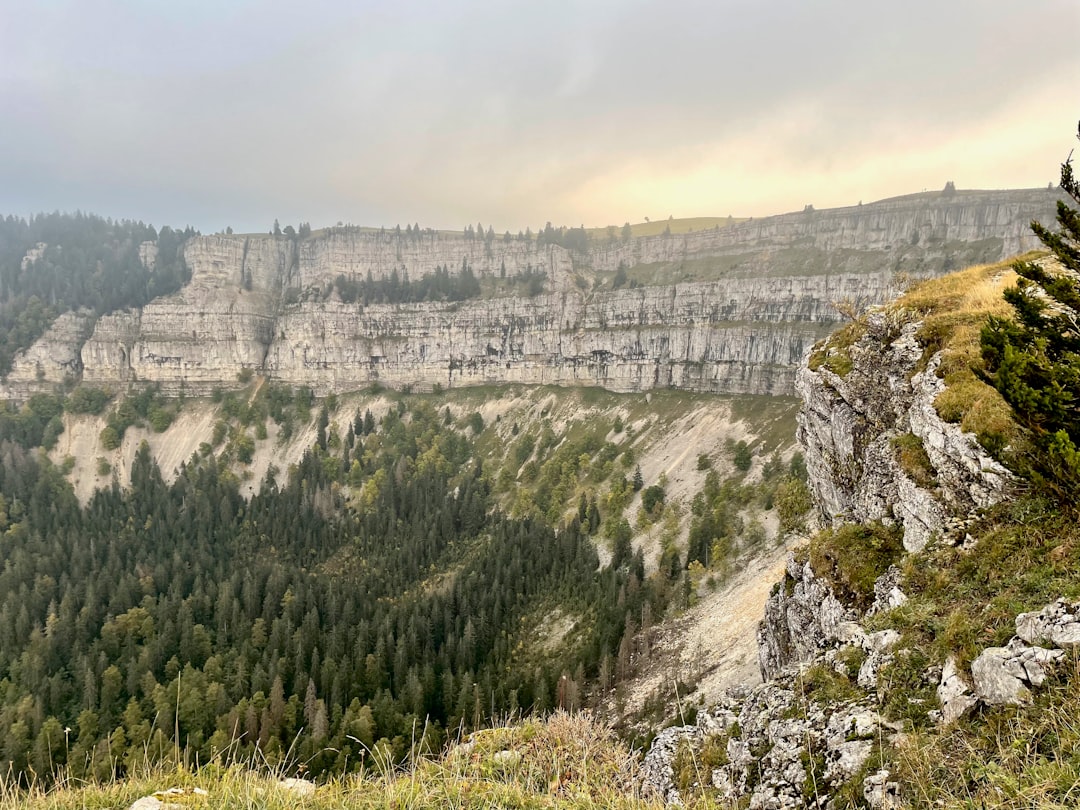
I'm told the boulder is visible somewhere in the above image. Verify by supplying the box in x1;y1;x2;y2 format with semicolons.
971;639;1064;705
1015;599;1080;649
935;657;976;724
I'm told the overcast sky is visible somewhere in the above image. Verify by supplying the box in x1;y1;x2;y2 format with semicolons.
1;0;1077;234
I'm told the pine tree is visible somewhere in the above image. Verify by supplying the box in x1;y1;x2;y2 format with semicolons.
981;120;1080;497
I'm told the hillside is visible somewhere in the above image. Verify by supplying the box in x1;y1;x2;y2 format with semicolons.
642;253;1080;808
11;254;1080;810
0;183;1077;810
0;366;812;790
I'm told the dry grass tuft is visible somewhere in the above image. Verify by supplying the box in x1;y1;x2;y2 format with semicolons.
890;255;1039;456
896;258;1022;321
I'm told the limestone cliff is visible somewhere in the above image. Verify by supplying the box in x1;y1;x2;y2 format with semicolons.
593;189;1052;276
796;311;1012;552
3;188;1061;400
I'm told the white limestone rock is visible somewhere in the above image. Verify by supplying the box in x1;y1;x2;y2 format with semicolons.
796;315;1014;553
275;777;316;797
127;787;207;810
1;310;95;398
758;556;860;680
640;724;700;805
868;566;908;615
971;639;1064;705
863;769;901;810
9;190;1058;403
1016;599;1080;649
935;657;977;725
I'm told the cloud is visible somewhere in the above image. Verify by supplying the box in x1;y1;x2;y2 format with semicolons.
0;0;1077;231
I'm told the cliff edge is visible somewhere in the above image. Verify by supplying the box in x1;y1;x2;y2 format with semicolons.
643;259;1080;808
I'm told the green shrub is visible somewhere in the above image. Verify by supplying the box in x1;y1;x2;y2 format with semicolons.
100;425;120;451
641;484;665;515
732;440;752;472
809;522;904;612
66;385;111;415
981;124;1080;499
775;476;813;533
41;415;64;450
148;407;173;433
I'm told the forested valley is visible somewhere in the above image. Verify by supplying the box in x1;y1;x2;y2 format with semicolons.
0;401;673;783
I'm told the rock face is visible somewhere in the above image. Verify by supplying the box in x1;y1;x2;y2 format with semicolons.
641;673;904;809
3;189;1060;400
645;589;1079;806
795;312;1012;551
643;280;1068;805
592;189;1055;274
758;554;859;681
3;310;95;398
965;601;1078;707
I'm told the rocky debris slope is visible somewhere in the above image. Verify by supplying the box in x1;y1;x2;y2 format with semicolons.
2;189;1060;400
643;555;1078;807
796;311;1012;552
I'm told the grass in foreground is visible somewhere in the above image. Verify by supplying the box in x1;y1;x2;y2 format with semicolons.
893;655;1080;810
1;712;732;810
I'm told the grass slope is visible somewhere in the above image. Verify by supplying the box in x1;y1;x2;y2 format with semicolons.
4;713;687;810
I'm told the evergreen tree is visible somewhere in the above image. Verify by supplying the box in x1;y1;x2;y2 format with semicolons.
981;121;1080;497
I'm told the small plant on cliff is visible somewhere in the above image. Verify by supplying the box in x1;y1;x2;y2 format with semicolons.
981;121;1080;498
808;522;904;612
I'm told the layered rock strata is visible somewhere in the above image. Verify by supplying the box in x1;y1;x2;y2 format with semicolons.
4;188;1061;399
3;310;95;397
593;189;1057;275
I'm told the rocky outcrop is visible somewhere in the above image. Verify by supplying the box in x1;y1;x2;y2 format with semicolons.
2;189;1061;400
970;639;1063;706
642;673;904;809
3;310;95;397
795;312;1012;551
965;598;1079;708
934;657;976;725
648;572;1076;805
1016;598;1080;648
758;554;859;681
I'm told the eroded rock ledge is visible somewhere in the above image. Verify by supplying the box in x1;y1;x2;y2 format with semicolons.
642;298;1043;807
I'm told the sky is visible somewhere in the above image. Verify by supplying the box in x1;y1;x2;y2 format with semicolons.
1;0;1078;234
